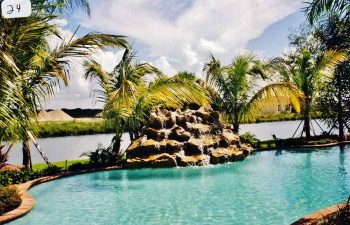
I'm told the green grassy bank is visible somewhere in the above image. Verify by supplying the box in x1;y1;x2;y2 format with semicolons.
245;112;321;124
32;159;89;171
37;119;115;138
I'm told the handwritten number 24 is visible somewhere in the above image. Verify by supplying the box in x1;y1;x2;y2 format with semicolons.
7;4;21;14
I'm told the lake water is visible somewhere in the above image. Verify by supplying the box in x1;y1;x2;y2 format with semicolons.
7;120;330;165
7;145;350;225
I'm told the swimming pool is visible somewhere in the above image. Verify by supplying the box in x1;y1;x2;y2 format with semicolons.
8;145;350;225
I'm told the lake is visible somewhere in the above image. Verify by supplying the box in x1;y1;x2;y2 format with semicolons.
8;119;330;165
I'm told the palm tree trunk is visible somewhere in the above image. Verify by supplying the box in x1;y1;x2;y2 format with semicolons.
112;137;121;154
233;114;240;133
304;116;311;139
129;132;134;142
22;137;32;169
337;91;345;139
304;98;311;140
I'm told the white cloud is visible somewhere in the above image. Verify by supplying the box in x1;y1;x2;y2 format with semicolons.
152;56;178;75
199;38;226;54
92;49;124;73
81;0;302;75
48;0;303;108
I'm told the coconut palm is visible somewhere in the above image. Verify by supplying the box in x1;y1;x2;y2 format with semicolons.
84;50;210;157
275;49;346;139
305;0;350;24
0;2;128;168
203;53;302;133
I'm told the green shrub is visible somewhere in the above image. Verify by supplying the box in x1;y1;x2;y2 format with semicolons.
68;162;88;171
240;132;260;146
0;186;21;215
0;170;42;186
42;165;62;176
81;143;124;168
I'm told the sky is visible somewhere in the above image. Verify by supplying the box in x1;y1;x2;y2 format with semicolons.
46;0;306;109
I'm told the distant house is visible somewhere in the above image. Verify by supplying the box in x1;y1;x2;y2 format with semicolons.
260;98;295;114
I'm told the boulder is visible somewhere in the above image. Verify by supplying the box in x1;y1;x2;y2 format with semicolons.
127;153;177;168
209;146;245;164
241;144;254;156
176;153;210;167
126;107;254;168
219;130;240;147
169;126;191;142
127;137;161;158
166;140;183;154
185;123;211;136
149;112;166;129
184;138;203;155
145;128;170;141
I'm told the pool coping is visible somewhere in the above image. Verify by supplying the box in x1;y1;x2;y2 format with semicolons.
291;203;346;225
0;166;121;224
255;140;350;151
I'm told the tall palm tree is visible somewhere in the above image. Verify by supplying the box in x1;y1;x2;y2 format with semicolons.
203;53;302;133
84;50;210;156
0;2;128;168
305;0;350;24
275;49;346;139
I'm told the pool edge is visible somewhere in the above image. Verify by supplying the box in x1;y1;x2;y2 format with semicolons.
291;203;346;225
0;166;121;224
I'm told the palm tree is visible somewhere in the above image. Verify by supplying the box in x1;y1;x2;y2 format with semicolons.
203;53;302;133
84;50;210;157
305;0;350;24
275;49;346;139
0;2;128;168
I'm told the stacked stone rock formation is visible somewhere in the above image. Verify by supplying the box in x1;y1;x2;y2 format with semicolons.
126;107;254;168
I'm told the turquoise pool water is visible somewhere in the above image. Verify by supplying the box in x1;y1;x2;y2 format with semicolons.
8;146;350;225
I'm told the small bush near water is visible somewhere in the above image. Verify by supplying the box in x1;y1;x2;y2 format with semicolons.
0;186;21;215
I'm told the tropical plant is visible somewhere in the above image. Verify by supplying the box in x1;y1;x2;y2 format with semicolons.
0;1;128;168
203;53;302;133
84;50;210;156
81;143;117;167
314;13;350;137
275;48;346;139
305;0;350;24
0;186;21;215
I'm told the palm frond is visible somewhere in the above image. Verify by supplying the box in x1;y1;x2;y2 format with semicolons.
243;83;303;121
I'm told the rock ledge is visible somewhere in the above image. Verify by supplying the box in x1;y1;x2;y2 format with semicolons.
126;107;254;168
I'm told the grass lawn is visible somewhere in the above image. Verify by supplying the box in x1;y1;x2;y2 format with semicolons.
32;159;89;171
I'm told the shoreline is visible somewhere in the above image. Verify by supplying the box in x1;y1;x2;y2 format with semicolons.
34;116;318;139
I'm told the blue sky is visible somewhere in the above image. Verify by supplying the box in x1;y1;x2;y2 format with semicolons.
48;0;307;109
